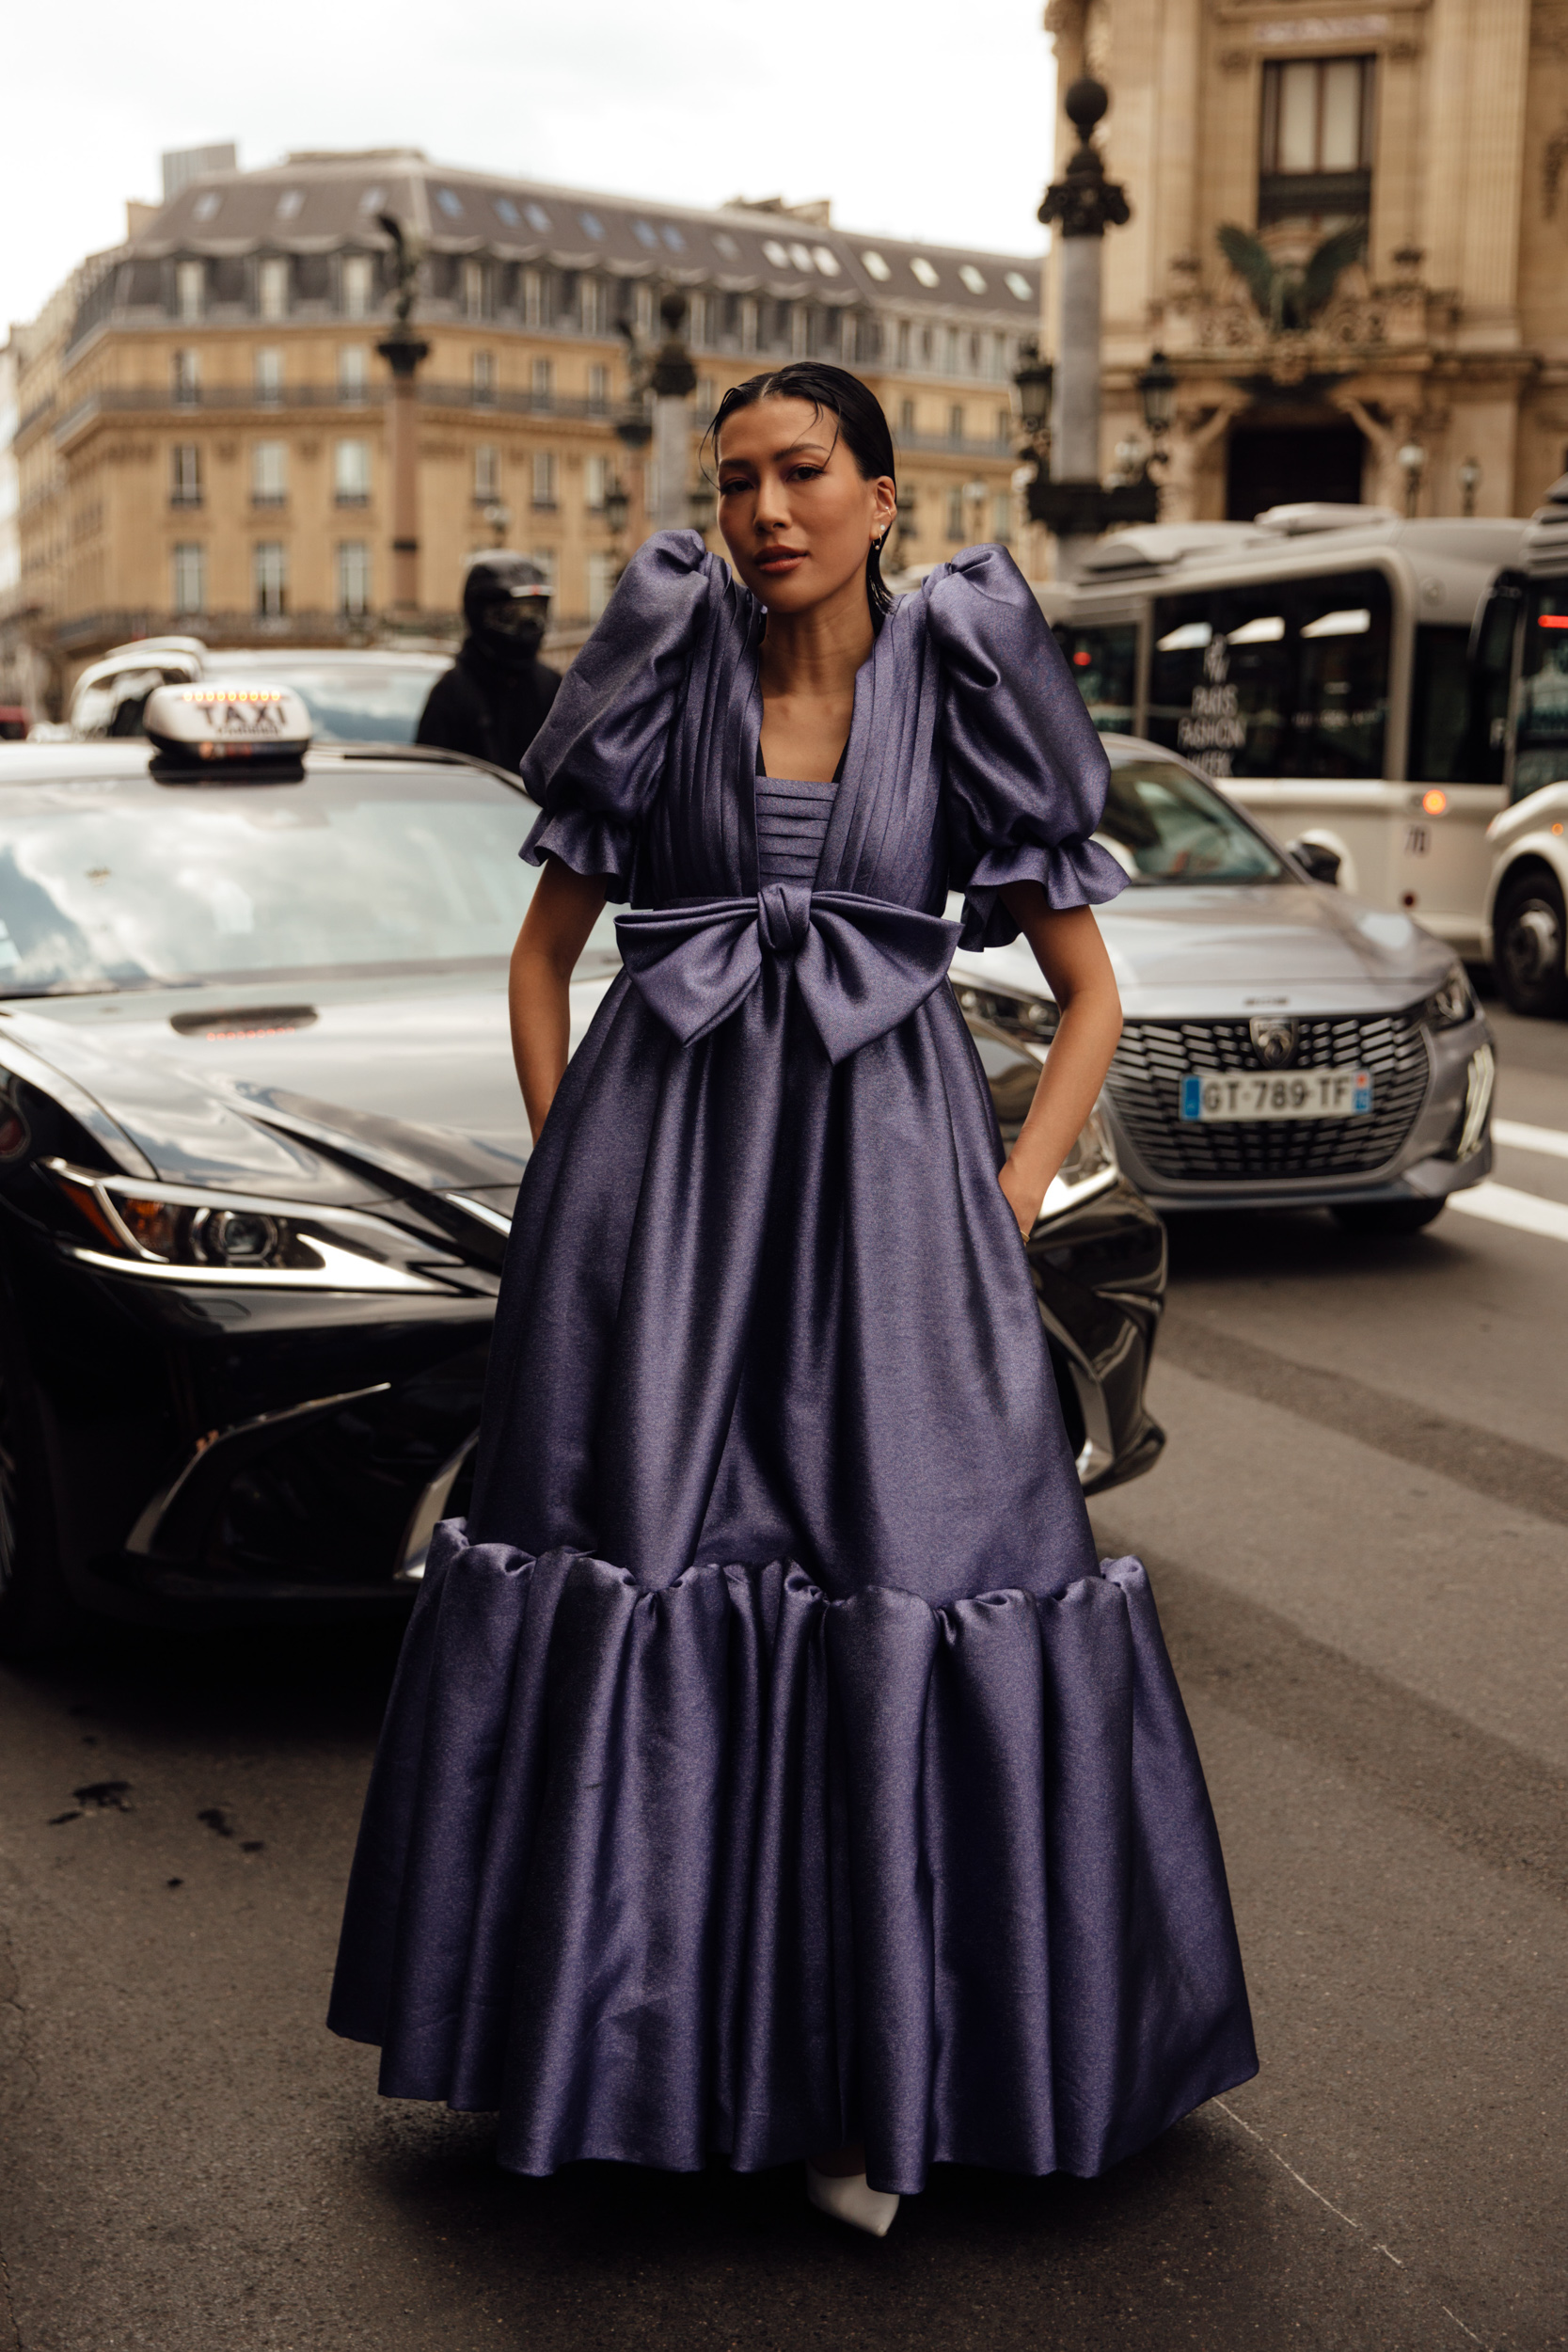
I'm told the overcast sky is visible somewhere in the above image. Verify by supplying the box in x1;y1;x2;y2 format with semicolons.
3;0;1057;330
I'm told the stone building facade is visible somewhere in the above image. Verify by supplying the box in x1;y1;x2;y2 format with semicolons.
1044;0;1568;524
3;150;1041;708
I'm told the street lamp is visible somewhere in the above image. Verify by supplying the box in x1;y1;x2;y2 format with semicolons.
1013;339;1055;452
1397;437;1427;519
1458;455;1481;518
1137;348;1177;442
481;501;511;547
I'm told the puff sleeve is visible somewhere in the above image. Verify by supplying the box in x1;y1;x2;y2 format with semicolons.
926;543;1127;950
520;531;719;897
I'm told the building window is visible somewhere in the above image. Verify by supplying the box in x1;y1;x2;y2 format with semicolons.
252;440;288;504
791;306;809;358
531;450;557;510
170;444;202;506
335;439;371;503
521;270;543;327
579;276;608;336
585;453;610;512
474;444;500;501
948;404;966;445
341;253;375;319
696;375;716;416
473;350;497;404
945;328;961;373
895;320;911;370
339;345;369;400
898;398;916;437
945;485;965;540
686;293;706;347
172;349;200;405
255;347;283;405
587;550;618;622
991;489;1011;544
171;542;207;613
253;541;287;616
1259;56;1374;225
337;541;372;615
740;297;758;353
995;406;1013;449
258;257;290;321
991;332;1009;382
531;357;554;408
175;260;205;320
462;259;488;321
920;326;935;368
587;362;610;412
634;285;657;341
968;333;982;374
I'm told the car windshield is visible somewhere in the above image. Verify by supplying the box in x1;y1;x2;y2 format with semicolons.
211;657;450;744
0;764;619;995
1095;755;1285;886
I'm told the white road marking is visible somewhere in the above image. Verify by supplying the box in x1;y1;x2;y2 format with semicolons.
1449;1181;1568;1245
1493;1117;1568;1162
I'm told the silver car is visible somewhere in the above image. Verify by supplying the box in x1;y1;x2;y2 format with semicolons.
950;736;1496;1236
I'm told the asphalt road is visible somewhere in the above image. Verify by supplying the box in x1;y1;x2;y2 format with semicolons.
2;1001;1565;2352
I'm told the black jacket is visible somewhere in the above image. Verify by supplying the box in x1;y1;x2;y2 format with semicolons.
416;639;560;775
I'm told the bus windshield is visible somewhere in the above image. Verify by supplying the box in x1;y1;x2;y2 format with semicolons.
1145;568;1393;781
1513;577;1568;801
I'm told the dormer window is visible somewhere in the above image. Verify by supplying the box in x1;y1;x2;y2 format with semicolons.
1259;56;1374;227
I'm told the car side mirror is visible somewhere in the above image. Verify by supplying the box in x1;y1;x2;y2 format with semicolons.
1288;838;1341;887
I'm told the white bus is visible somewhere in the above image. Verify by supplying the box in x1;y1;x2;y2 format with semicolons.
1037;505;1528;961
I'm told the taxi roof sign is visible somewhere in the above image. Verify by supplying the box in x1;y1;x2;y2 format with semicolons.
145;681;313;770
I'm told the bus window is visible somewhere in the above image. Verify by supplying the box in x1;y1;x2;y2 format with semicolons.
1147;570;1391;780
1053;623;1137;732
1513;578;1568;802
1407;626;1473;784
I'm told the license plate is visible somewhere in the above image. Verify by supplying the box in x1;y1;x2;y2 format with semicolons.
1180;1069;1372;1122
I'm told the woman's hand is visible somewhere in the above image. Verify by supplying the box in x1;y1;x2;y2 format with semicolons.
992;890;1123;1241
509;860;609;1141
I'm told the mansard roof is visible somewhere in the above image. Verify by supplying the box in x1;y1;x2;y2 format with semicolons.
116;149;1041;327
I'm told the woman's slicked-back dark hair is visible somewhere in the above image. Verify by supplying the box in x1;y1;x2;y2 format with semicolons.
705;362;898;616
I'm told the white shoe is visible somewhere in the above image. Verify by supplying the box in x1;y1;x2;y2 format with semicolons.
805;2161;901;2237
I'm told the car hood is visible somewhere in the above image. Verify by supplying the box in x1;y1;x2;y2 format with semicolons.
953;882;1455;1021
0;966;615;1208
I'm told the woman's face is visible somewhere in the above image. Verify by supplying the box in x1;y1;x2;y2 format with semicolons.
716;395;896;614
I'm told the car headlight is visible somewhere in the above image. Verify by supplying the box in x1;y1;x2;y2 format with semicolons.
1037;1104;1119;1222
44;1159;464;1292
1425;961;1476;1030
954;983;1059;1042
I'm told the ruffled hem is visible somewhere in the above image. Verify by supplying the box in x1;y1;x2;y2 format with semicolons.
328;1523;1256;2196
958;836;1130;951
520;803;637;897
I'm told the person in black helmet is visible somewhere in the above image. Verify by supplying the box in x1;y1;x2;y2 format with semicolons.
416;553;561;773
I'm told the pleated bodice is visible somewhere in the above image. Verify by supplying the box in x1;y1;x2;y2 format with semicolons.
754;768;842;885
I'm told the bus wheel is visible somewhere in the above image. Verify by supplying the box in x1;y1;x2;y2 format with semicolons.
1495;870;1568;1019
1331;1198;1447;1237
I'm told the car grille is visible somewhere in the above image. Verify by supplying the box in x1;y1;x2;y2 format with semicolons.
1108;1011;1431;1184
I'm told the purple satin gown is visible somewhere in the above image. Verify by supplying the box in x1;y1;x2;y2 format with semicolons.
328;534;1257;2196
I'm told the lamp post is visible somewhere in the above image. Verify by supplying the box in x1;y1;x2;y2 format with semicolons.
481;501;511;548
375;213;430;621
1029;78;1153;576
649;291;698;534
1458;455;1481;517
1397;437;1427;519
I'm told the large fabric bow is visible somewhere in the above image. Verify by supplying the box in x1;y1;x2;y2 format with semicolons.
615;885;960;1065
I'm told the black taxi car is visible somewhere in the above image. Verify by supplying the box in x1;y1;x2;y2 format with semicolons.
0;684;1165;1652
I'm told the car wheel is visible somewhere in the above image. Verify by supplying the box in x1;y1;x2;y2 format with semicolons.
1495;870;1568;1019
0;1325;75;1659
1331;1199;1448;1238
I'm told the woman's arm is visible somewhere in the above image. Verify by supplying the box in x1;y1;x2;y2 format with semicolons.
993;886;1124;1239
509;860;610;1141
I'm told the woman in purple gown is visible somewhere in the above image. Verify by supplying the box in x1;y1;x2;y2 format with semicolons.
329;363;1255;2235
